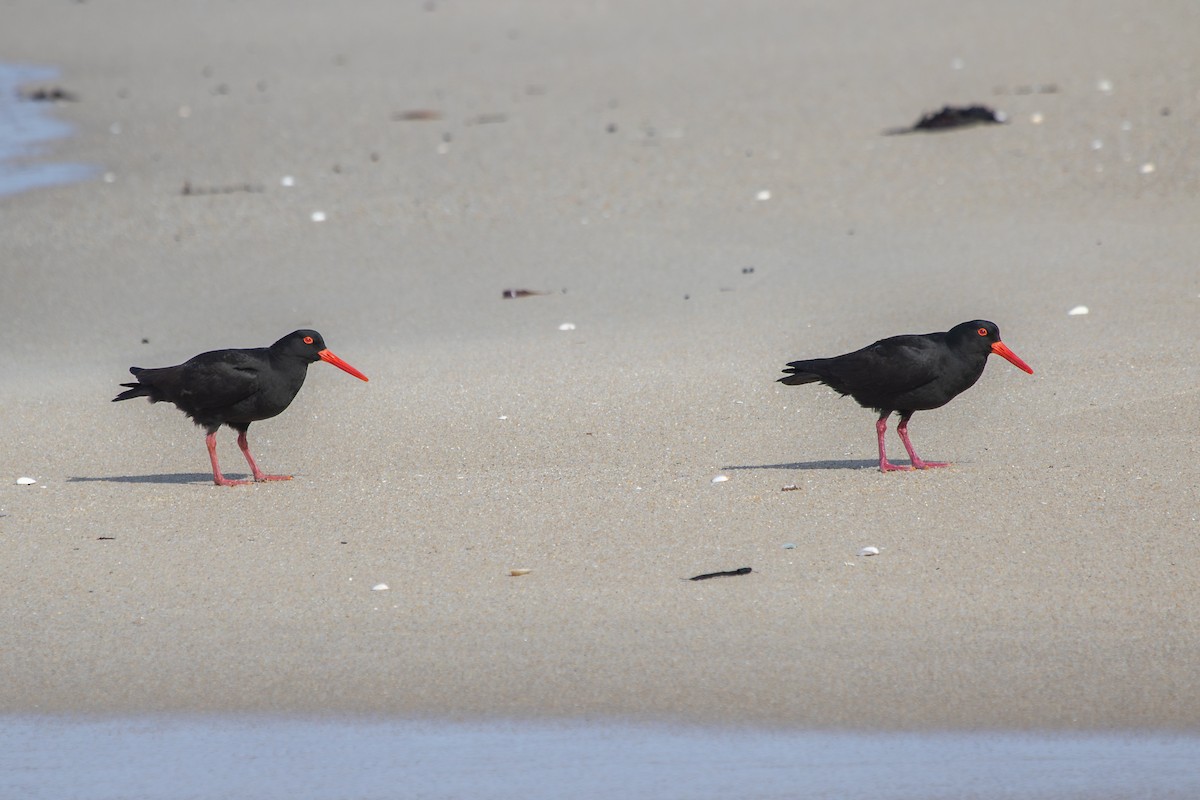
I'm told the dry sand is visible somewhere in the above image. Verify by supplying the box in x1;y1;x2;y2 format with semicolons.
1;0;1198;729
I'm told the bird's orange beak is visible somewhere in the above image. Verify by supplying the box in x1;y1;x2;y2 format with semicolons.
318;349;369;381
991;341;1033;374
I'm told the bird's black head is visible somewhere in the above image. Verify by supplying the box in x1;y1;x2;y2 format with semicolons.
271;330;328;360
949;320;1001;351
949;320;1033;374
271;330;369;381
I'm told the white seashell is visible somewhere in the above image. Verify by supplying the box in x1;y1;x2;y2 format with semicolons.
755;190;771;201
711;475;729;483
1068;305;1089;316
557;323;576;331
16;477;37;485
1139;163;1156;174
509;568;532;577
858;546;880;557
371;583;389;591
280;175;295;187
311;211;326;222
1097;79;1114;94
1030;112;1044;125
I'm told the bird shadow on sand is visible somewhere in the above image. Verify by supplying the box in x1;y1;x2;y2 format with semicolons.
67;473;223;485
721;459;880;472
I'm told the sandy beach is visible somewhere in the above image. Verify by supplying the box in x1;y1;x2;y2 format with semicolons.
1;0;1198;730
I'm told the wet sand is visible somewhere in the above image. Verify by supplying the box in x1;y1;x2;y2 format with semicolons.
1;0;1198;728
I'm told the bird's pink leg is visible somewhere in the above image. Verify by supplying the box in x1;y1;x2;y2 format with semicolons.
896;416;949;470
876;415;911;472
206;432;251;487
237;431;292;482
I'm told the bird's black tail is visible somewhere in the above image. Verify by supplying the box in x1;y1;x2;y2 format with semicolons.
112;367;152;402
778;360;824;386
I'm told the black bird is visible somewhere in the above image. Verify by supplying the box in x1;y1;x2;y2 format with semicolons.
778;320;1033;472
113;330;369;486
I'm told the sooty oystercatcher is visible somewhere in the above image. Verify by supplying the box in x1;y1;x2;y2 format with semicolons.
113;330;368;486
778;320;1032;472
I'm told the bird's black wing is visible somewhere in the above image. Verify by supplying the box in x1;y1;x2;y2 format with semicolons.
795;334;944;408
860;335;943;387
174;350;265;412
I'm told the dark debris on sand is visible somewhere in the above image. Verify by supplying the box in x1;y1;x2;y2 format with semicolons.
20;87;78;102
886;104;1006;135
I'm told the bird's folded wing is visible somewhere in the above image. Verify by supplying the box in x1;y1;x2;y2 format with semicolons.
854;339;944;394
179;353;261;410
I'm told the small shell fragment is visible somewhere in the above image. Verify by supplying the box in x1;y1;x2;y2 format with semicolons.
1068;305;1089;316
371;583;389;591
281;175;295;187
557;322;576;331
782;543;797;550
858;546;880;557
311;211;326;222
711;475;729;483
755;190;771;201
16;477;37;485
509;568;532;577
781;484;800;492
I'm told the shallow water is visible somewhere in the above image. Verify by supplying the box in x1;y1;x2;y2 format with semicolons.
0;63;94;197
3;716;1198;800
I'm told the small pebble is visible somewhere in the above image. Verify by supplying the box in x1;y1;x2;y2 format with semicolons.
858;546;880;557
782;543;797;550
711;475;729;483
371;583;389;591
1068;305;1089;316
781;484;800;492
557;322;576;331
1097;79;1114;94
16;477;37;485
281;175;295;187
311;211;326;222
510;568;532;577
1139;163;1156;174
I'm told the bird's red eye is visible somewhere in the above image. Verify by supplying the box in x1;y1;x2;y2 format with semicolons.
303;336;314;344
977;327;988;336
